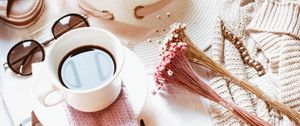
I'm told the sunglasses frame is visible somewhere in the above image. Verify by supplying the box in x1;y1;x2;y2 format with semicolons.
6;39;45;76
51;13;90;39
4;13;89;76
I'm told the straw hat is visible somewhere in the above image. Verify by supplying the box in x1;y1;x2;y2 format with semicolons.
78;0;219;73
78;0;219;49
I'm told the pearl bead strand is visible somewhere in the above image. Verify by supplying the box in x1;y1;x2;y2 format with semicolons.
221;22;265;76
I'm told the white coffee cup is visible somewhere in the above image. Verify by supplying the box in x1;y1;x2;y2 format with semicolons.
37;27;124;112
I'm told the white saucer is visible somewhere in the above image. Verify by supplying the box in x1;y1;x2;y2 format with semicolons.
32;46;149;126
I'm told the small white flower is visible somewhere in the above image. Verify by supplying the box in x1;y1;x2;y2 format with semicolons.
167;69;173;76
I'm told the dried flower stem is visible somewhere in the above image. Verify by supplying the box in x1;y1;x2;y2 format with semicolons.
154;42;271;126
161;23;300;124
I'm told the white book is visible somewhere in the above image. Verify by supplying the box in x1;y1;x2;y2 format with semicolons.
0;91;14;126
1;74;34;126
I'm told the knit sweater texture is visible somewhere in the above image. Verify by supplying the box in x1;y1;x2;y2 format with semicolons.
209;0;300;125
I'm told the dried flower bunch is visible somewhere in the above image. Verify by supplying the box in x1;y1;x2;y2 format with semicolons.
154;23;300;124
154;42;270;126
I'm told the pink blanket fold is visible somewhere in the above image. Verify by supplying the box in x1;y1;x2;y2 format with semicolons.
64;84;138;126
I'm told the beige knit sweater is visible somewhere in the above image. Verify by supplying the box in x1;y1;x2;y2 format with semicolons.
209;0;300;125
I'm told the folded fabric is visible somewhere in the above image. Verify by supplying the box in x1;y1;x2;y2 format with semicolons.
208;0;293;125
209;0;300;125
246;0;300;113
0;0;8;17
64;84;138;126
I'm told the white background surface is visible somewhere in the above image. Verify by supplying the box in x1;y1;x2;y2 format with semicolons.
0;0;217;125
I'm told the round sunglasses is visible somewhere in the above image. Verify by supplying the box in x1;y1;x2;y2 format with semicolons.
3;13;90;76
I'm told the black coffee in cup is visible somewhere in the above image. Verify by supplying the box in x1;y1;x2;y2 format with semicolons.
58;45;116;90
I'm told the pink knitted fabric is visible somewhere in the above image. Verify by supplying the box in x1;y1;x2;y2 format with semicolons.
63;84;138;126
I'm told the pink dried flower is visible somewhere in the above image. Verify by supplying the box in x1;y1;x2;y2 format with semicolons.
153;42;270;126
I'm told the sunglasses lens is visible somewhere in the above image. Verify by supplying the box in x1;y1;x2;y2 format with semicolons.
52;14;88;38
8;40;44;75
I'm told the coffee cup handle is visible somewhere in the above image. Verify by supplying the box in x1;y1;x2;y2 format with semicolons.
37;85;66;107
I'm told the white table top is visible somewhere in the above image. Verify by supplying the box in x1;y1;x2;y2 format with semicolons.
0;0;215;126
